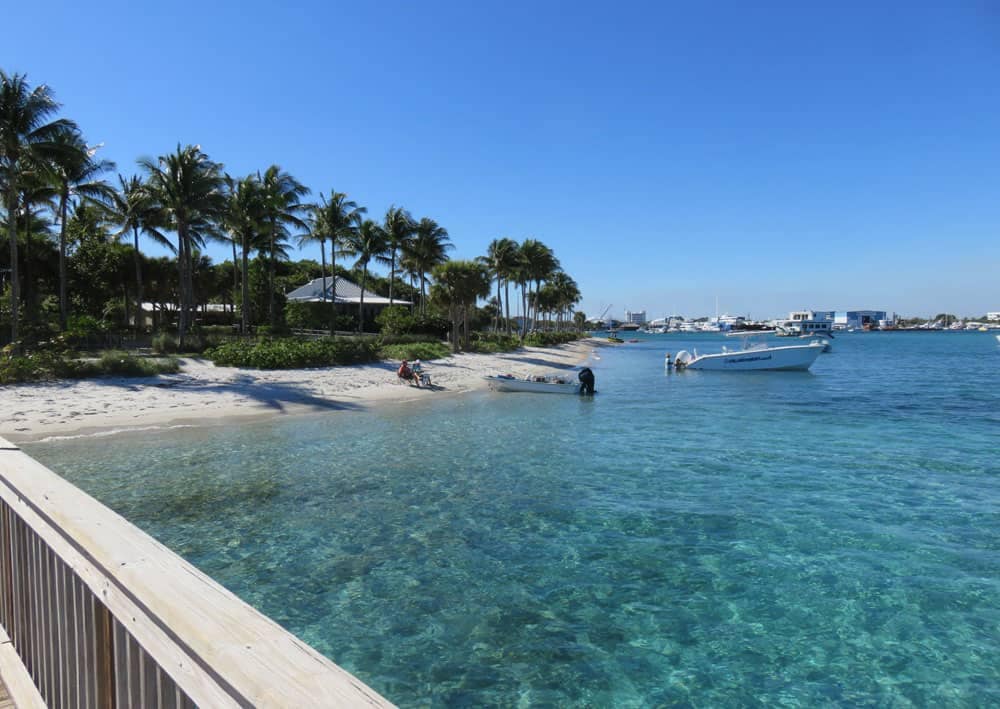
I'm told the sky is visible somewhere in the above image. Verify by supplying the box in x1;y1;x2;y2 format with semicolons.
6;0;1000;319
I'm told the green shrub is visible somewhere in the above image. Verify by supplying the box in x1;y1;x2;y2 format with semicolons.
96;351;180;377
379;341;451;361
523;331;585;347
375;306;449;338
152;332;178;354
469;333;521;353
1;343;178;385
205;338;380;369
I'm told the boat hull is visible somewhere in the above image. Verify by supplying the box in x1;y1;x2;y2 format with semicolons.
685;343;823;371
485;376;581;394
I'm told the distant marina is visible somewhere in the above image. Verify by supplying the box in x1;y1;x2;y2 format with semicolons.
606;308;1000;334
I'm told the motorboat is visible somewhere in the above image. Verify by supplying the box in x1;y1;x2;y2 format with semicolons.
799;333;833;352
485;374;581;394
671;332;824;371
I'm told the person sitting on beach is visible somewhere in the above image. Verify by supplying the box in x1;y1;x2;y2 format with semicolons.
412;359;431;387
398;359;420;386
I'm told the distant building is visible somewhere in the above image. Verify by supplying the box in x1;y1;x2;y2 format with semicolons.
833;310;887;329
987;312;1000;322
625;310;646;325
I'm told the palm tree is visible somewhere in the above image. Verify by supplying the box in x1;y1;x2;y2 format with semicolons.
381;205;415;305
313;190;366;332
519;238;560;336
106;174;171;330
49;129;115;329
339;218;387;332
406;217;452;315
221;173;266;333
12;170;57;324
480;237;519;333
259;165;309;329
139;144;225;347
430;260;491;351
0;70;77;345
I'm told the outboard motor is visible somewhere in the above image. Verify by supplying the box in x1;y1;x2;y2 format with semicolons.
578;367;595;395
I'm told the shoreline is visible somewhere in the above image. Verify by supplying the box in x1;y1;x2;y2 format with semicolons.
2;339;608;443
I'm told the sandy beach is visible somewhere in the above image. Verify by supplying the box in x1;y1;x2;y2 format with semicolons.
0;339;604;442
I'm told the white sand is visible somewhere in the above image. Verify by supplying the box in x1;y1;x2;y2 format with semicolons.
0;339;607;442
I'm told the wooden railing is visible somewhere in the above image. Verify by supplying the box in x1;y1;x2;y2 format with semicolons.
0;436;392;708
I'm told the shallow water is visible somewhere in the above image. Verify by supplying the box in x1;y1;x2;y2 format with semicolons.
27;332;1000;705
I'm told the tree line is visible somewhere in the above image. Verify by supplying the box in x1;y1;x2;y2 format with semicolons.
1;70;583;351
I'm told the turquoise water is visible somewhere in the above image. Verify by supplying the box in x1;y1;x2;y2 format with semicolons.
27;332;1000;706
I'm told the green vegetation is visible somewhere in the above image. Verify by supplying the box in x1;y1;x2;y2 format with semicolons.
2;70;586;364
206;338;379;369
523;331;586;347
379;341;451;361
1;343;178;385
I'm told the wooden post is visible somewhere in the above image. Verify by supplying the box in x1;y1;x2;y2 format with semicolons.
94;600;115;709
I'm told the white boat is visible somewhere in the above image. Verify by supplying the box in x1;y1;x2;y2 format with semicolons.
485;374;581;394
672;332;824;371
996;334;1000;345
799;333;833;352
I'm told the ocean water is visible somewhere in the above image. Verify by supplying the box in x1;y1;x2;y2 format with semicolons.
26;332;1000;706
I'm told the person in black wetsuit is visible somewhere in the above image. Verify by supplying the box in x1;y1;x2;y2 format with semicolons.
578;367;595;395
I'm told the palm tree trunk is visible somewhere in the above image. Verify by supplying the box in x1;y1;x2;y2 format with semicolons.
329;239;337;336
134;226;144;331
358;265;367;332
268;220;276;329
419;273;427;316
58;193;69;331
21;201;35;324
177;227;188;347
319;237;327;304
388;250;395;305
241;234;251;334
504;279;511;336
7;189;20;347
230;238;238;316
495;276;501;332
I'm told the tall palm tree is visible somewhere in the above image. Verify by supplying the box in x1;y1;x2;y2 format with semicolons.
49;129;114;329
519;238;560;336
430;260;491;351
313;190;366;333
0;70;77;345
12;170;57;324
381;205;415;305
259;165;309;329
480;237;519;333
339;218;387;332
222;173;266;334
139;144;225;347
107;174;171;330
406;217;452;315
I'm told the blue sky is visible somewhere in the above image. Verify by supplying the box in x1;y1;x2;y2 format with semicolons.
7;0;999;318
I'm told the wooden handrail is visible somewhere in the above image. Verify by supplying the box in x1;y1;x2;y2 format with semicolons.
0;436;392;708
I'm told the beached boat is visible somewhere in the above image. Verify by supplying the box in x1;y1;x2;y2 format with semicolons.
485;374;581;394
671;332;823;371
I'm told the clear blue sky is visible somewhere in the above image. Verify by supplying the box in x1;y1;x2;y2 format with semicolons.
7;0;999;318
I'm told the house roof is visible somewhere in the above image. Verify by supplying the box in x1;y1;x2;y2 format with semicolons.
285;277;411;305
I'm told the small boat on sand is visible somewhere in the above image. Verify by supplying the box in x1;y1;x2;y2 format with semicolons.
485;374;581;394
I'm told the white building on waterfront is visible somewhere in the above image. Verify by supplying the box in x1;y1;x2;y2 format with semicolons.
625;310;647;325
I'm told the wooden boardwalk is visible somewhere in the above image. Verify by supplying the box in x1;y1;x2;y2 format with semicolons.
0;675;13;709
